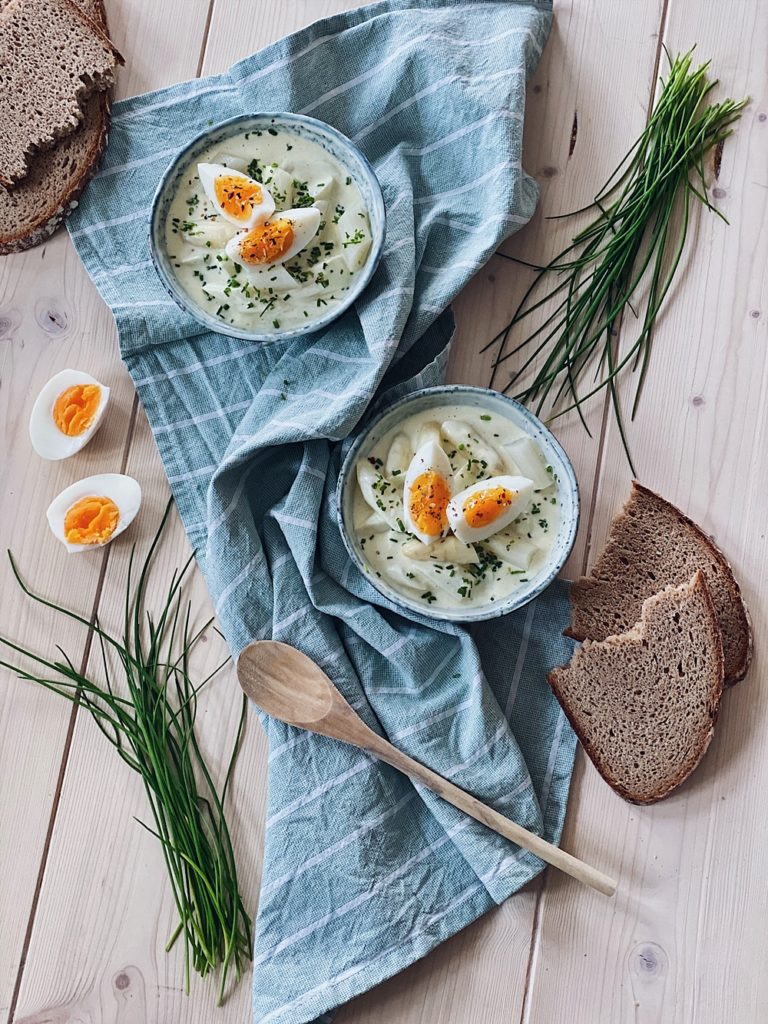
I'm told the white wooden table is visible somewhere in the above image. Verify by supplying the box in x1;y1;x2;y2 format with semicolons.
1;1;766;1021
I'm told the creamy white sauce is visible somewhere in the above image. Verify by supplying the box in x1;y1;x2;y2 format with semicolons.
352;405;561;610
164;127;372;332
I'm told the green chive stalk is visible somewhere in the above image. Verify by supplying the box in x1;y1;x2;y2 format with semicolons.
0;501;252;1005
485;49;748;471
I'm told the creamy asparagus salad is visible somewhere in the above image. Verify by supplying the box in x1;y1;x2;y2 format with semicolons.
164;126;372;332
352;405;561;610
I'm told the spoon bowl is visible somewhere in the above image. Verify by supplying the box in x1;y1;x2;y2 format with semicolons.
238;639;334;727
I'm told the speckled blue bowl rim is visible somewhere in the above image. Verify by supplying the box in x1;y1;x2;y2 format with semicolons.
149;112;386;344
337;385;580;624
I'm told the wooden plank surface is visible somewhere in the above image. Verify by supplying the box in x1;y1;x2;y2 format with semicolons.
12;416;268;1022
1;0;765;1022
0;2;215;1020
522;2;768;1021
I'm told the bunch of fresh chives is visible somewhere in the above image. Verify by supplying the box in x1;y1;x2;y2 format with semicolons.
485;49;747;470
0;501;252;1005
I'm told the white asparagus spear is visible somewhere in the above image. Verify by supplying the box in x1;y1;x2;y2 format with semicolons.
385;432;412;477
504;436;552;489
355;460;401;530
441;419;504;474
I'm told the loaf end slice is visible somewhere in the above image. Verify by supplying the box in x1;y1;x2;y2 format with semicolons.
0;0;123;187
550;572;724;805
0;0;111;252
566;481;751;685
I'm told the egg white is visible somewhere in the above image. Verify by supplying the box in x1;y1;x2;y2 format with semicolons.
403;441;453;545
225;207;322;281
197;163;275;229
447;475;534;544
29;369;110;461
46;474;142;553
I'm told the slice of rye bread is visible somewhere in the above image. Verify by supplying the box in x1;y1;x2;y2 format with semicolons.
566;481;751;686
549;572;724;805
0;0;123;188
0;0;111;253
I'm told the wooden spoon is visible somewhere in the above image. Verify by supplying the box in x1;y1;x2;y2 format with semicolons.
237;640;616;897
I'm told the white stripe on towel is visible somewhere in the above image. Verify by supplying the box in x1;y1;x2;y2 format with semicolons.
69;207;150;237
261;792;416;896
266;758;373;828
300;27;530;116
215;552;263;614
153;400;252;436
167;463;217;485
354;67;524;143
96;146;179;178
414;158;522;206
442;721;507;780
255;817;472;966
134;344;256;386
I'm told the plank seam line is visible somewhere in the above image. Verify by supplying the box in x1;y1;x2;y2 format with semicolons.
517;873;546;1024
196;0;216;78
519;0;673;1013
6;394;139;1024
8;6;209;1018
7;0;217;1003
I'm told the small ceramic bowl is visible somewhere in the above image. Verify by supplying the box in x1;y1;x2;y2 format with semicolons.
337;385;580;623
149;112;385;342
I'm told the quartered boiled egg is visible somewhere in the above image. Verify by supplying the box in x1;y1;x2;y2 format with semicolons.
403;441;453;545
46;474;142;553
29;369;110;461
447;475;534;544
224;207;322;280
197;163;275;229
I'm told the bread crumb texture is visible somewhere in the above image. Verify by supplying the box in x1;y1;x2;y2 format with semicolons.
568;481;751;684
550;573;725;804
0;0;121;187
0;0;111;251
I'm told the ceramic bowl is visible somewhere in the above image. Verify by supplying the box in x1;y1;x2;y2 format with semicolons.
149;112;385;342
337;385;579;623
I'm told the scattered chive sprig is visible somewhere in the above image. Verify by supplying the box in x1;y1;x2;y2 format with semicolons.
0;501;251;1005
485;49;748;471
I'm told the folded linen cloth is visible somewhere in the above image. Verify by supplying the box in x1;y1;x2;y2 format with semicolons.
67;1;577;1021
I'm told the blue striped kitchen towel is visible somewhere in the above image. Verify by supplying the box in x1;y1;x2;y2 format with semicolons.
68;2;578;1021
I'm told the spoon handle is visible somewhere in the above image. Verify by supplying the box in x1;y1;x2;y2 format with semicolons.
364;731;615;897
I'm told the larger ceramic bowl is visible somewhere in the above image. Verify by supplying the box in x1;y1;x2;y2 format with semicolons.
149;112;385;342
337;385;580;623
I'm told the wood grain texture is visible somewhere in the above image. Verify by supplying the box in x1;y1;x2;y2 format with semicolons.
522;2;768;1022
0;243;135;1017
0;1;213;1019
447;0;666;578
12;415;268;1023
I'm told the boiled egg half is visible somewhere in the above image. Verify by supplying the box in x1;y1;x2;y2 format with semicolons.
447;475;534;544
225;207;322;280
403;441;453;545
47;473;142;553
29;369;110;461
198;163;275;229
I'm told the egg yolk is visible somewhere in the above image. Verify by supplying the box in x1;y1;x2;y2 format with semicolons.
214;174;264;221
462;486;514;528
53;384;101;437
408;471;451;537
64;496;120;545
238;218;294;265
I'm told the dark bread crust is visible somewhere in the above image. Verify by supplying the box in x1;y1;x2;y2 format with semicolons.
0;0;112;252
566;481;752;686
550;572;725;805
